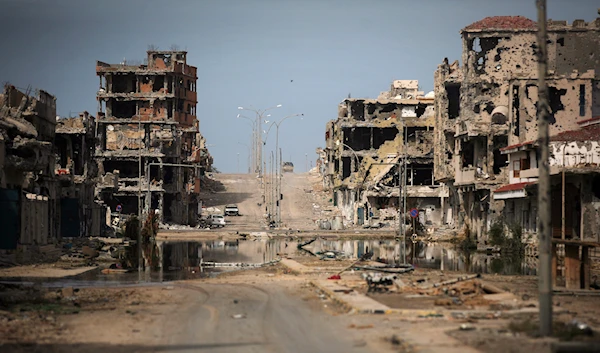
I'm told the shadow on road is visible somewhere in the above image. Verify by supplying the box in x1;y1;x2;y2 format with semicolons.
200;192;254;207
2;342;268;352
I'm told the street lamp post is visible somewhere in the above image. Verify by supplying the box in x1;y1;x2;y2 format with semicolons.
238;105;282;176
264;113;304;226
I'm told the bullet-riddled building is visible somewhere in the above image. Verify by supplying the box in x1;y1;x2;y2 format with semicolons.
434;14;600;240
95;50;212;226
323;80;448;228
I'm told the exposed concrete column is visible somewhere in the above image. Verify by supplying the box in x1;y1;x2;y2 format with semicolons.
582;246;590;290
457;188;465;227
564;244;581;289
107;75;113;93
551;243;558;287
487;134;494;175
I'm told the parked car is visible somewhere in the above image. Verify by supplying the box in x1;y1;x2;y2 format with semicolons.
197;214;226;228
225;204;240;216
210;214;226;227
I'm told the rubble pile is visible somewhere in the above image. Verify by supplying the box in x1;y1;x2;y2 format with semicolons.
59;238;130;266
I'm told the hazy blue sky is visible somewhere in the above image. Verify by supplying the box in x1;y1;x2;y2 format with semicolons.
0;0;597;172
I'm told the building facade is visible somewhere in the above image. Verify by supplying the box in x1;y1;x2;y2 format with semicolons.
95;50;212;226
323;80;448;229
434;15;600;241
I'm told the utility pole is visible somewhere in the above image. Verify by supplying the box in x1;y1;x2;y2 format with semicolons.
536;0;552;337
137;117;143;273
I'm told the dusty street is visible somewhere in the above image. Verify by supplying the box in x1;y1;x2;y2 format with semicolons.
0;269;385;353
2;173;600;353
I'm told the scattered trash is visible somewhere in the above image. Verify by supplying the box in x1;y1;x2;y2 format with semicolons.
363;273;398;293
328;274;341;280
567;319;593;336
232;314;246;319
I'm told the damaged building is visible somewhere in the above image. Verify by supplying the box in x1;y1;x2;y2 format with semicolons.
95;50;212;226
0;84;58;252
323;80;448;228
55;112;104;237
434;15;600;240
495;120;600;289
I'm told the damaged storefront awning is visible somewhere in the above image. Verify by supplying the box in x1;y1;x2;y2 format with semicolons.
492;181;536;200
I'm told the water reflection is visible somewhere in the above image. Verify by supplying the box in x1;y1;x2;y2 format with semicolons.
159;238;537;277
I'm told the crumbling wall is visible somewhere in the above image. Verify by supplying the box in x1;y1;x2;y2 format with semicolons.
106;125;144;151
551;24;600;75
510;75;596;145
580;175;600;242
433;59;462;182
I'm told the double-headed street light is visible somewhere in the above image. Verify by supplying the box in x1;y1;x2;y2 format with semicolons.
237;104;282;176
264;113;304;226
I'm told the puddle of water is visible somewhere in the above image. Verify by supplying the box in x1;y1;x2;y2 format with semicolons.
6;238;535;288
161;238;536;276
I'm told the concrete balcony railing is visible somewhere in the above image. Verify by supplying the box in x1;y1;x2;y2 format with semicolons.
456;168;475;184
520;168;539;179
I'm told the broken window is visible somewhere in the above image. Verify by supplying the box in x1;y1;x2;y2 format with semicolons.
461;140;475;168
372;128;398;149
112;100;136;118
153;76;165;92
548;86;567;124
493;136;508;175
342;157;351;180
163;194;174;222
512;85;520;136
164;167;174;184
410;164;434;186
334;158;339;174
405;127;428;144
415;103;427;117
343;127;370;151
108;196;138;216
379;103;396;114
349;101;365;121
112;75;133;93
167;100;173;118
103;161;139;178
470;37;501;74
579;84;586;116
445;83;460;119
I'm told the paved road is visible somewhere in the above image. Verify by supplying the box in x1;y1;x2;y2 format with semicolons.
156;283;371;353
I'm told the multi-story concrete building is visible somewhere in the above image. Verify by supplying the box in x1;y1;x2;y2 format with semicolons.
434;14;600;241
55;112;105;237
95;50;212;226
323;80;448;229
0;84;58;252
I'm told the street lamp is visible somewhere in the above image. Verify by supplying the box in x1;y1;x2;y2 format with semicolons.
237;114;256;171
238;105;282;176
264;113;304;226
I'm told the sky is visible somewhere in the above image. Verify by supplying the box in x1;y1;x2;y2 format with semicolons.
0;0;598;173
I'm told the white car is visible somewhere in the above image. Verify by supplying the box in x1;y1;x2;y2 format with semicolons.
210;214;226;227
225;204;240;216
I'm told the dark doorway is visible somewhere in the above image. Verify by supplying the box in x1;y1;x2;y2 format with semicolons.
61;198;81;238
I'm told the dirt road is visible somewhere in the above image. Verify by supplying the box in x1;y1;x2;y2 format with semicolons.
198;173;320;231
1;273;379;353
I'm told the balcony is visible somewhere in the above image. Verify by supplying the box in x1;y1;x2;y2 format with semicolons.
520;168;539;179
